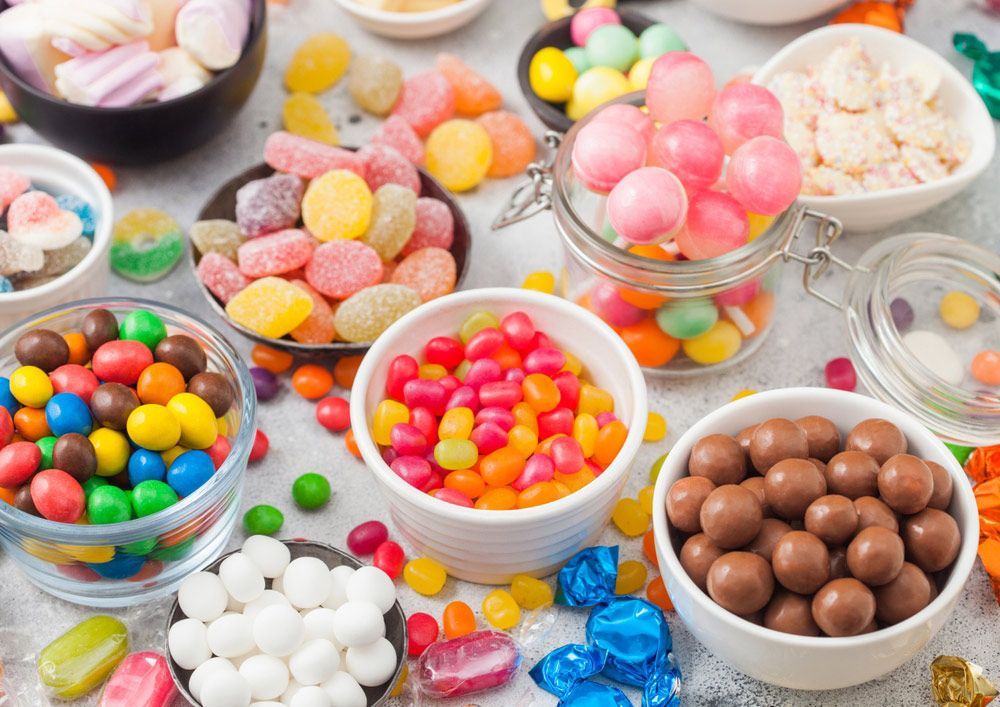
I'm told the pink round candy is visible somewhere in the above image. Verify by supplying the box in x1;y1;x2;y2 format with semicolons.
675;190;749;260
708;84;785;155
825;357;857;392
726;136;802;216
592;103;655;144
390;423;429;456
715;278;760;307
391;455;434;488
570;7;621;46
358;144;422;195
650;120;724;190
305;240;383;299
571;120;647;194
589;281;645;327
470;422;508;455
433;487;474;507
606;167;688;245
402;198;454;256
512;453;555;491
646;52;716;124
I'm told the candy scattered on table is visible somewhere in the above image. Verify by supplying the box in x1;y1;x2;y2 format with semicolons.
954;33;1000;119
414;630;520;699
37;615;128;699
930;655;999;707
111;209;184;283
98;651;176;707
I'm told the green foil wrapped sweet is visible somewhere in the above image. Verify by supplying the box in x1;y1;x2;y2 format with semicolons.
954;33;1000;118
930;655;999;707
37;616;128;699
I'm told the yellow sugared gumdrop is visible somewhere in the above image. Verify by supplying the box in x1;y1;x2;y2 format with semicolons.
283;92;339;145
425;119;493;193
302;170;373;242
285;33;351;94
225;277;314;338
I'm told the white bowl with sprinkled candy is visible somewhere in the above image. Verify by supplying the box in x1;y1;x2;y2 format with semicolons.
754;24;995;232
691;0;847;25
331;0;494;39
0;144;113;331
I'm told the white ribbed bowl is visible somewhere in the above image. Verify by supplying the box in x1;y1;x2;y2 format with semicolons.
350;287;647;584
331;0;493;39
652;387;978;690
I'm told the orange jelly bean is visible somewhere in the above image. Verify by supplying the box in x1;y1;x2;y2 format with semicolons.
554;467;595;492
443;601;477;639
522;373;560;412
0;486;15;505
517;481;561;507
594;420;628;468
136;362;186;405
512;402;538;434
251;344;294;374
491;343;522;370
646;576;673;611
444;469;486;499
475;486;518;510
14;407;50;441
334;355;363;389
480;446;526;487
63;332;89;366
741;291;775;338
643;529;658;567
292;364;333;399
620;318;680;368
345;428;361;457
507;425;538;457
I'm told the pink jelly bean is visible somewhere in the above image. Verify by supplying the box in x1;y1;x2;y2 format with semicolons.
550;436;585;474
504;368;526;384
305;240;384;299
571;120;647;194
264;131;366;179
422;469;444;493
463;359;502;390
523;347;566;376
391;422;429;456
708;83;784;155
392;70;456;137
538;408;574;440
726;136;802;216
402;198;455;256
570;6;620;46
586;459;603;475
512;453;555;491
371;114;426;165
425;336;465;369
347;520;389;555
474;407;515;431
592;103;654;144
358;144;422;195
825;357;857;392
532;332;552;350
589;281;645;327
410;407;439;445
553;371;580;411
433;487;474;507
477;381;523;409
715;279;760;307
386;354;419;401
49;364;99;404
675;190;749;260
464;328;504;361
404;379;448;415
647;52;716;124
383;447;399;465
439;375;461;395
98;652;176;707
197;252;251;304
415;630;521;698
446;385;479;412
236;228;313;277
596;412;618;427
470;422;508;455
391;455;434;488
607;167;688;245
499;311;536;351
650;120;724;190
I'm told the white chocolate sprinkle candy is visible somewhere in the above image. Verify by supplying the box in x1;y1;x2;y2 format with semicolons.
903;329;963;384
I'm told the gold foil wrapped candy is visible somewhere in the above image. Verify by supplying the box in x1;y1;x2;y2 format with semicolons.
931;655;998;707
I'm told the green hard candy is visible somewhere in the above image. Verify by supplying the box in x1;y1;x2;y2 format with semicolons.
149;536;194;562
131;480;178;518
585;24;639;73
82;476;109;497
36;436;57;470
87;485;131;525
119;310;167;351
656;299;719;339
244;504;284;535
639;24;686;59
564;46;592;75
292;473;331;510
120;537;157;556
37;616;128;700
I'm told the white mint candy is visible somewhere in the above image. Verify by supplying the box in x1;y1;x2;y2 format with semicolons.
345;638;397;687
201;670;252;707
332;601;384;648
271;574;284;594
903;329;964;384
242;535;291;578
220;552;266;604
178;571;228;622
302;607;341;648
281;679;304;705
239;654;290;701
322;566;355;610
168;618;211;671
226;594;245;613
289;638;340;686
232;650;260;670
250;703;284;707
345;566;396;614
253;604;305;657
283;557;333;609
208;613;255;658
289;685;332;707
321;671;366;707
244;590;291;621
189;657;235;703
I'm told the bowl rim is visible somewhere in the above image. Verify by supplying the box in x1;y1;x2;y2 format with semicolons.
751;23;996;206
331;0;491;25
0;143;114;304
350;286;648;525
652;386;980;649
0;0;267;114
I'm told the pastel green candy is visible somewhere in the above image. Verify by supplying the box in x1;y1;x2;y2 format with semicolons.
564;46;592;75
585;24;639;73
601;220;619;243
656;299;719;339
110;208;184;283
37;616;128;699
244;504;284;534
639;24;686;59
119;309;167;351
650;452;668;483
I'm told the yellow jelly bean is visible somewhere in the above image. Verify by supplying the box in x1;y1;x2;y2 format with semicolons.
522;270;556;294
434;438;478;471
403;556;448;595
459;311;500;344
283;91;339;145
529;47;577;103
747;212;775;241
612;497;649;537
0;89;18;123
732;388;757;401
682;320;742;365
482;589;521;630
644;411;667;442
426;119;493;193
554;467;595;492
566;67;631;121
166;393;218;450
650;452;668;484
373;399;410;446
302;170;373;242
419;364;448;380
37;616;128;699
89;428;130;477
638;485;655;515
225;277;314;338
508;424;538;457
161;445;188;468
615;560;648;595
510;574;554;610
285;32;351;93
628;56;656;90
572;413;598;457
126;404;181;452
512;402;538;434
940;291;980;329
561;351;583;376
578;384;614;417
10;365;53;408
439;407;474;440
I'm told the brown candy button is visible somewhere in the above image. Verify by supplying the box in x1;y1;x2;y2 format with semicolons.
926;572;939;602
772;530;830;594
736;425;757;461
829;547;848;579
689;434;746;485
764;589;821;637
155;334;208;381
14;484;39;516
925;460;954;510
82;308;119;351
825;451;879;499
845;418;907;465
811;578;876;637
89;383;140;431
877;454;933;514
846;526;904;586
873;561;931;625
739;476;772;517
808;458;827;475
853;496;899;533
14;329;69;373
749;418;809;473
902;508;961;573
187;372;235;418
666;476;716;534
699;484;763;549
747;518;793;562
763;458;827;520
859;619;878;634
679;533;725;591
707;551;775;615
52;433;97;483
804;494;859;546
795;415;841;462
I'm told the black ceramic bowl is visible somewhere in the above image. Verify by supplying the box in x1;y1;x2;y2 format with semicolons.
0;0;267;165
517;8;657;133
166;540;408;706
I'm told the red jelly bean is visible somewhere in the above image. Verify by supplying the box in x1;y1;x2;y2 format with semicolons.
347;520;389;555
825;357;857;392
463;359;501;391
550;436;585;474
391;456;433;488
410;407;439;446
464;328;504;361
91;340;154;386
403;379;448;415
390;423;428;456
407;612;440;656
512;453;555;491
424;337;464;369
382;448;398;466
316;396;351;432
250;429;269;462
386;355;419;401
553;372;580;412
373;540;405;579
432;487;473;507
49;364;100;404
500;312;535;351
504;368;525;384
523;347;566;376
207;435;231;469
421;468;444;493
474;407;514;431
438;375;461;396
445;386;478;412
477;381;522;409
596;412;618;427
30;469;85;522
0;441;41;486
470;422;507;455
538;408;574;439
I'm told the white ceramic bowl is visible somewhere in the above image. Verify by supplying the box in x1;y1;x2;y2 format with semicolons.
350;287;647;584
332;0;493;39
0;144;113;331
753;24;996;233
691;0;847;25
652;387;979;690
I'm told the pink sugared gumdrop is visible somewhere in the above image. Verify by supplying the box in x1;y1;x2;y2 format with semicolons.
570;7;621;46
646;52;716;124
726;136;802;216
589;280;645;328
715;278;760;307
650;119;724;190
606;166;687;245
592;103;654;144
708;84;785;154
675;190;749;260
571;120;647;194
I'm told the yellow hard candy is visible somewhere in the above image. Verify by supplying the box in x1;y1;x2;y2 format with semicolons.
283;92;339;145
566;67;631;121
425;119;493;193
225;277;314;338
682;320;742;365
529;47;577;103
37;616;128;699
166;393;218;450
285;33;351;93
0;90;18;123
302;170;373;242
628;57;656;90
939;291;980;329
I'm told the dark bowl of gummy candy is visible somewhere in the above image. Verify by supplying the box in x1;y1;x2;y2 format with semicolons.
191;156;472;359
0;0;267;165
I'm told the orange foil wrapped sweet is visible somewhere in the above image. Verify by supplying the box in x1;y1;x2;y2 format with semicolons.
970;446;1000;604
830;0;914;32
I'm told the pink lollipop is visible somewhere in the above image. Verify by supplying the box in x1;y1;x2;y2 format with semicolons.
650;119;724;190
589;281;645;327
675;190;749;260
591;103;655;144
570;7;620;46
726;136;802;216
646;52;715;124
708;84;785;154
571;120;647;194
606;167;687;245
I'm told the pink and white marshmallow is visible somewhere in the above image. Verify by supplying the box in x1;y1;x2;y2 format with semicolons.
54;40;163;107
175;0;249;71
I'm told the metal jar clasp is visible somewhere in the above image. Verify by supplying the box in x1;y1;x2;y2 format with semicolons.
781;209;852;309
492;132;562;230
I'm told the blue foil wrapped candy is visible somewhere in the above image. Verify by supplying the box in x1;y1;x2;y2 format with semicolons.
530;546;682;707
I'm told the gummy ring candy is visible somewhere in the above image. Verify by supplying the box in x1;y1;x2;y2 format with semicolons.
540;0;616;21
110;209;184;283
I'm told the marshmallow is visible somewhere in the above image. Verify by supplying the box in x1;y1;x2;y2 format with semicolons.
147;0;186;51
175;0;249;71
158;46;211;100
43;0;154;56
54;40;163;107
0;3;70;92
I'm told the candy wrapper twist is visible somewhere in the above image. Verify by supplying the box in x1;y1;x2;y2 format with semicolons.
953;34;1000;119
930;655;999;707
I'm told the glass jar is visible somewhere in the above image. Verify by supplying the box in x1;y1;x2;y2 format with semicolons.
0;299;255;607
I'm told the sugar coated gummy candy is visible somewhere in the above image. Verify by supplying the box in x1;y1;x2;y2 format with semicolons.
435;53;502;116
302;169;373;242
402;197;454;256
110;209;184;282
426;119;493;193
477;111;537;178
8;191;83;250
334;284;421;343
371;115;425;166
0;229;44;277
359;144;421;195
0;165;30;210
56;194;97;238
235;172;303;238
189;219;243;261
288;280;337;344
283;91;339;145
348;53;403;116
390;247;457;302
284;32;350;94
236;228;314;278
363;184;417;261
37;616;128;699
225;277;314;338
392;70;456;137
264;131;366;180
40;236;91;277
305;240;383;299
197;252;250;304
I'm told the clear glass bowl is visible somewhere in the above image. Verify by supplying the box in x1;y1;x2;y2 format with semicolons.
0;299;255;606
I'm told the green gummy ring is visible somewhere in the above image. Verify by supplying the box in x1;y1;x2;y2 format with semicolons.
110;208;185;283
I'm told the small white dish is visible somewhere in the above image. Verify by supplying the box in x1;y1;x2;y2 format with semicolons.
691;0;847;25
753;24;996;233
331;0;493;39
